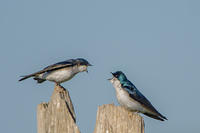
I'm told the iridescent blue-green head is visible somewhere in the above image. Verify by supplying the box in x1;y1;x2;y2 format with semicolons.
111;71;127;82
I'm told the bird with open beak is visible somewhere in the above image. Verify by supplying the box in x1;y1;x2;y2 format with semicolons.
108;71;167;121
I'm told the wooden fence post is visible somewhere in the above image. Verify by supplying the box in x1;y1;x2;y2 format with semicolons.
37;85;80;133
93;104;144;133
37;85;144;133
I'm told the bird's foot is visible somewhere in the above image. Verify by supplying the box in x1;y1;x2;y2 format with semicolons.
55;83;59;86
134;111;139;114
55;83;66;91
128;111;139;118
132;111;140;117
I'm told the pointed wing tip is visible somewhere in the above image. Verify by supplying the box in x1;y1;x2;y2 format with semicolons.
159;113;168;121
159;116;168;121
143;112;168;121
162;116;168;121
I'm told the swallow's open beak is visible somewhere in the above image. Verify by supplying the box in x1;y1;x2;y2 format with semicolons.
88;63;93;66
107;78;112;81
107;72;114;80
111;72;114;76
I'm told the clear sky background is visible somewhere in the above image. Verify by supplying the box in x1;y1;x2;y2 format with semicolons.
0;0;200;133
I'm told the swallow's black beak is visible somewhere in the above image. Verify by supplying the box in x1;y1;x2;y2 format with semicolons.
108;72;114;80
111;72;114;76
88;63;93;66
107;78;112;81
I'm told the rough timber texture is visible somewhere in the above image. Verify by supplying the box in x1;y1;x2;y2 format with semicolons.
37;85;80;133
93;104;145;133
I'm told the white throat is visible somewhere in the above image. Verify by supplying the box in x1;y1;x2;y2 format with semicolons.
110;77;121;89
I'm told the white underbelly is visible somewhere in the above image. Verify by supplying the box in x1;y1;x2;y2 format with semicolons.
116;88;145;112
43;69;76;83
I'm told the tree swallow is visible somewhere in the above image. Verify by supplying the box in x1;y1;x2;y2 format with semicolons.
108;71;167;121
19;58;92;85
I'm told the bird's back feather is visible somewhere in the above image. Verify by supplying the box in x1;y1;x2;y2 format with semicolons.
122;80;167;121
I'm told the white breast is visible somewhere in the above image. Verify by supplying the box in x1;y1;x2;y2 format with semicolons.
43;67;77;83
111;78;145;112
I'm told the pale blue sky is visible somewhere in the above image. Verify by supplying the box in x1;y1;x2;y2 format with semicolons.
0;0;200;133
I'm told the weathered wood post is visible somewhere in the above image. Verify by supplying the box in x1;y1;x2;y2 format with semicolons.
93;104;145;133
37;85;80;133
37;85;144;133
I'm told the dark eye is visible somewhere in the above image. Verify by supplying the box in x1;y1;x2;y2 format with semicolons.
115;74;119;78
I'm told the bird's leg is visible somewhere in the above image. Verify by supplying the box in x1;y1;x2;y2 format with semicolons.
54;83;65;92
133;110;139;114
58;84;64;89
55;82;65;90
55;82;59;87
123;107;136;118
55;83;61;89
128;110;139;118
133;111;140;117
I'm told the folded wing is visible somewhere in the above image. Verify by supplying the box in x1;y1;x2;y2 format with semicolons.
19;59;75;81
123;81;167;121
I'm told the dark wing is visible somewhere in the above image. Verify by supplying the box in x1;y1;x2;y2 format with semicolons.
123;82;167;121
124;85;158;113
19;59;75;81
43;59;76;72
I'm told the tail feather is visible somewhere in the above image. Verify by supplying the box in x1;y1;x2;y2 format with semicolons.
143;113;167;121
19;69;47;82
19;74;34;81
